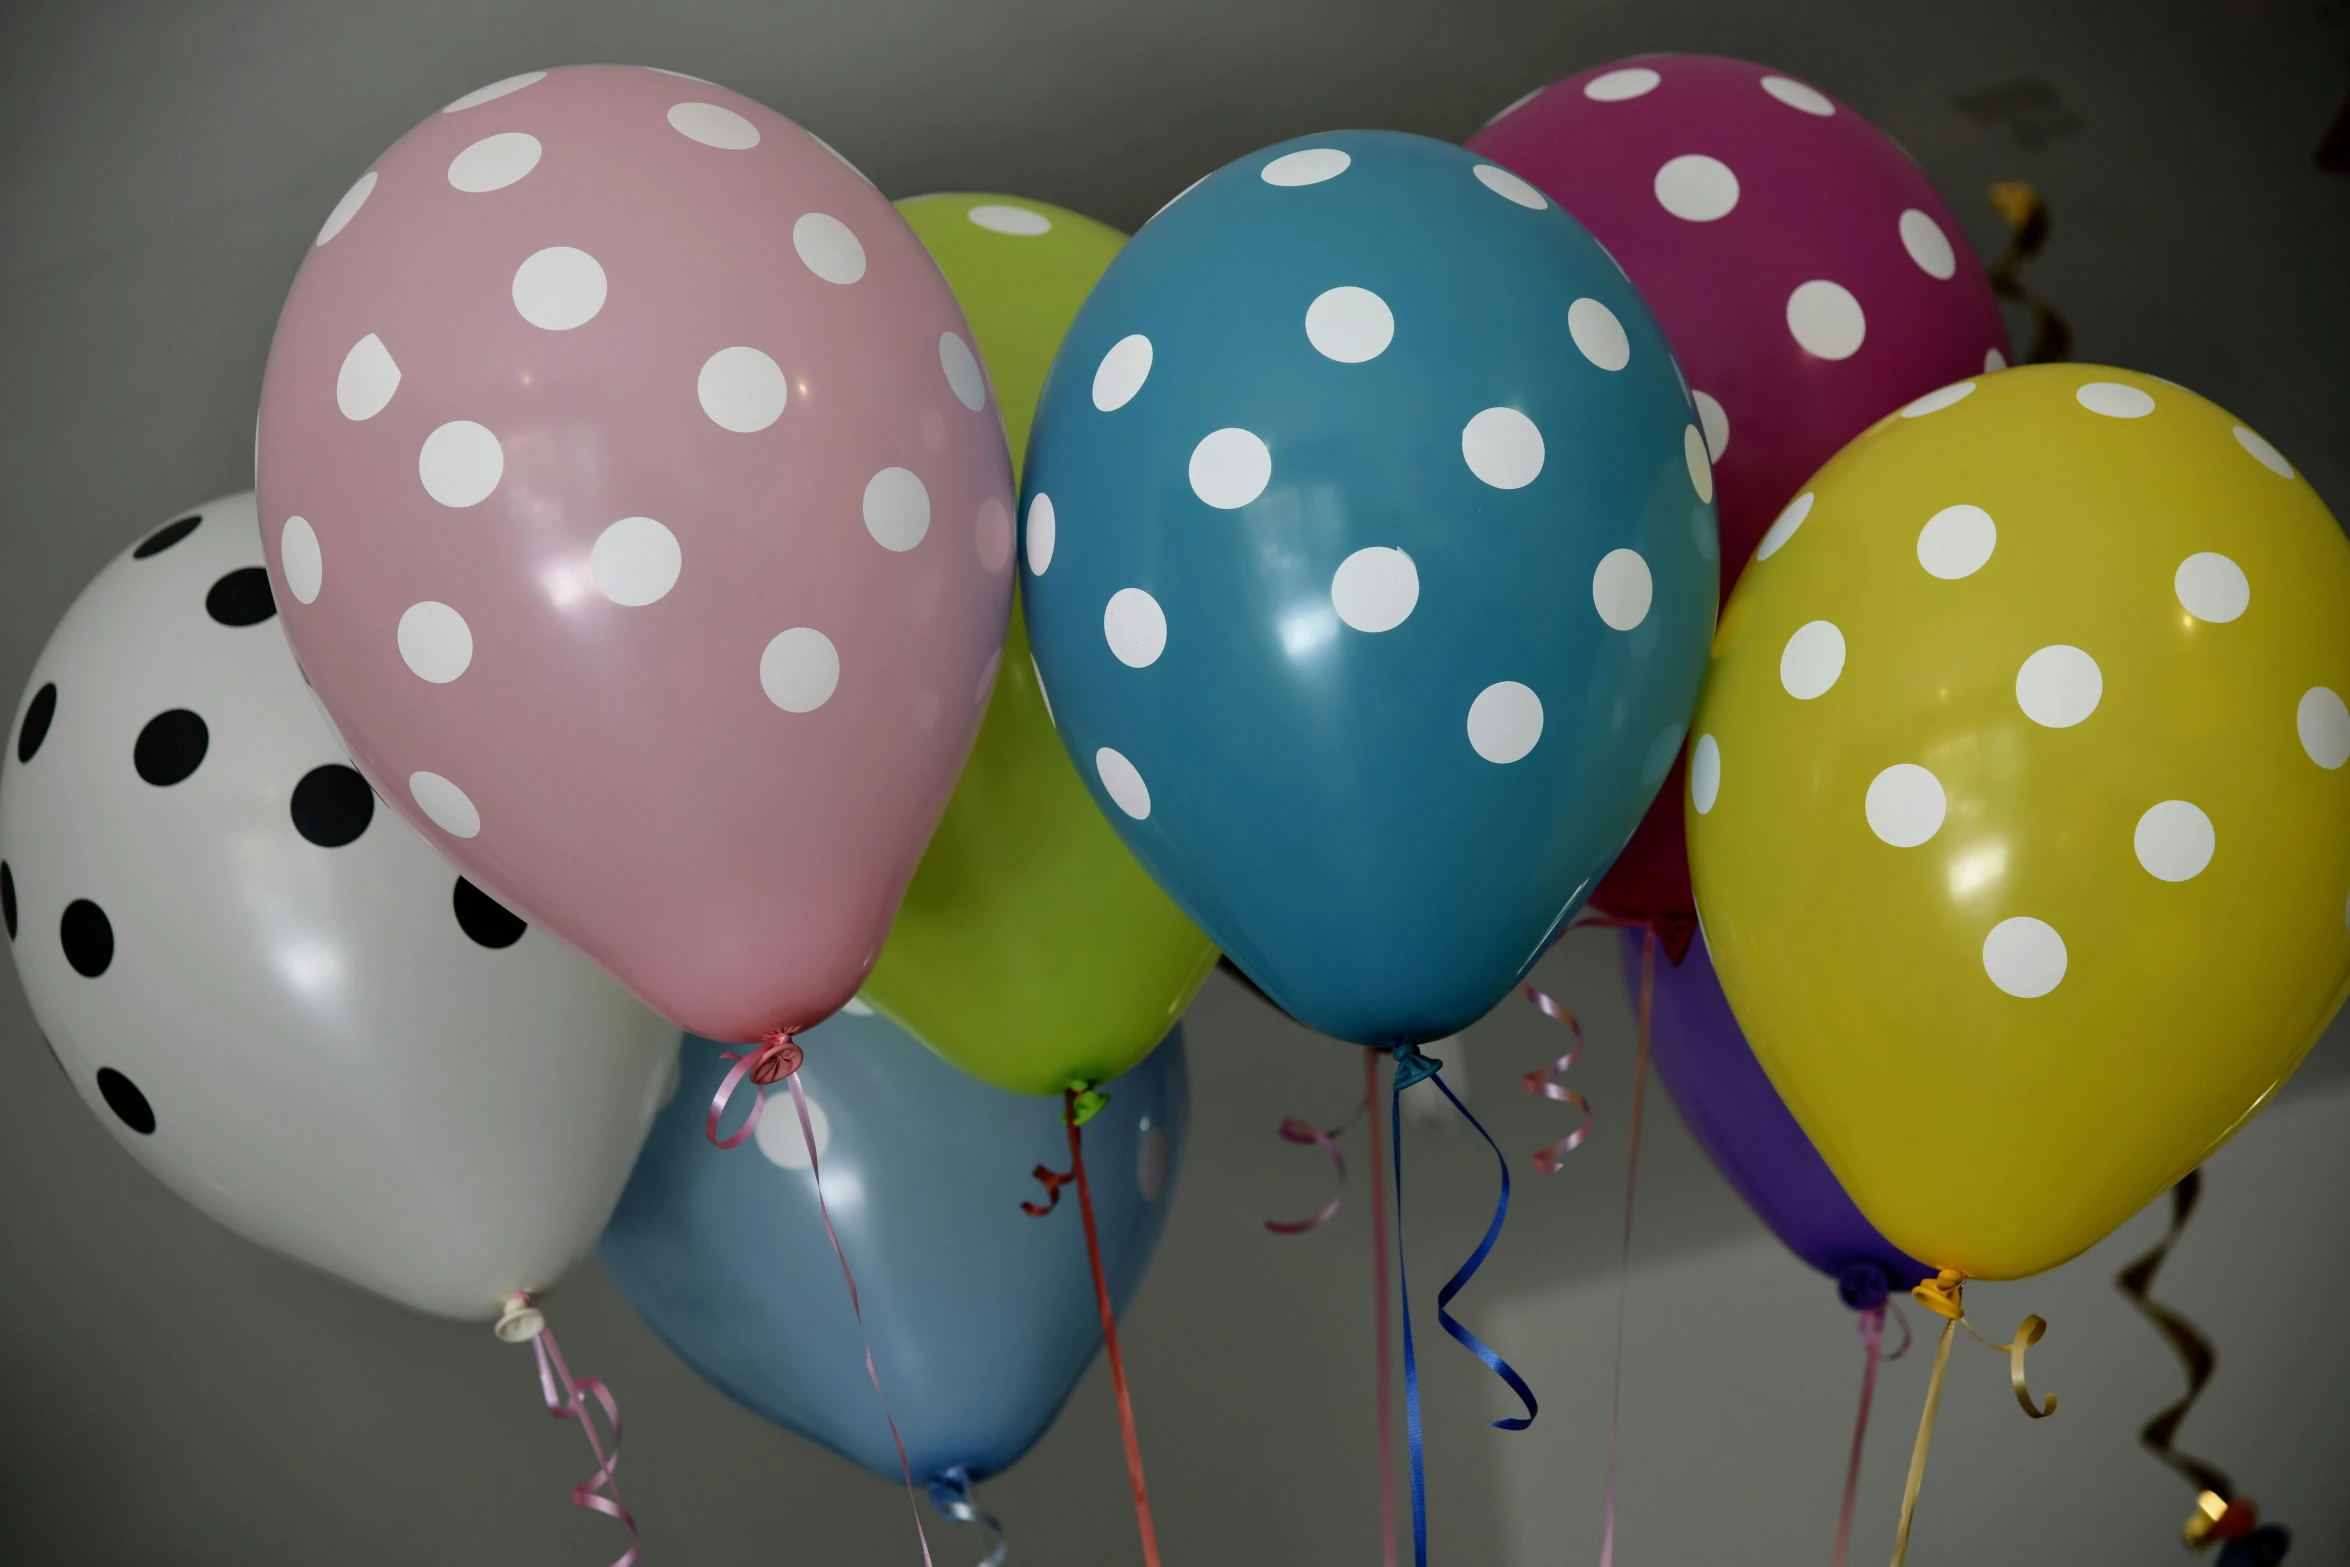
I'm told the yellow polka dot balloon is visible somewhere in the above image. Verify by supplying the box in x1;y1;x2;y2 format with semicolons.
1686;364;2350;1281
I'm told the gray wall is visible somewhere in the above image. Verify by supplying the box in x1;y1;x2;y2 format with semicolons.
3;1;2346;1562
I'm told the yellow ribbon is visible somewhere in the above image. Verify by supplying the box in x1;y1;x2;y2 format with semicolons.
1889;1271;2056;1567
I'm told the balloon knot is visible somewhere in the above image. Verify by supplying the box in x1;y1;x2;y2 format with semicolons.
2185;1490;2262;1547
1912;1267;1967;1320
493;1290;546;1343
1838;1260;1892;1312
1390;1042;1443;1091
747;1031;803;1086
1065;1082;1107;1126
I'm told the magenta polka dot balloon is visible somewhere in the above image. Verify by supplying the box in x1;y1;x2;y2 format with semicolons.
257;66;1013;1042
1470;53;2005;921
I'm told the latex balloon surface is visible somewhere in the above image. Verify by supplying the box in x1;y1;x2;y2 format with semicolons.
600;1008;1186;1484
1021;130;1717;1047
865;195;1216;1095
1472;54;2007;923
256;66;1013;1042
1688;366;2350;1279
0;495;677;1318
1626;929;1927;1302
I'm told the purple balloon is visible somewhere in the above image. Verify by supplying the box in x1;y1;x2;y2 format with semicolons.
1624;928;1930;1308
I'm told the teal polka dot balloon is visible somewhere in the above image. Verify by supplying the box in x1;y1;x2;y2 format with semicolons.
1022;130;1716;1046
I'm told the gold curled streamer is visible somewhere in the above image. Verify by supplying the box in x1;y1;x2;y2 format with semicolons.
1888;1272;2057;1567
1986;180;2071;364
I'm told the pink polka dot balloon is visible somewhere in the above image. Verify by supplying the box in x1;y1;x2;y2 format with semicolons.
257;66;1014;1043
1469;54;2005;923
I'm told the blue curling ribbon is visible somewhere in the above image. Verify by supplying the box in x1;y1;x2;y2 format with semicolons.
1389;1042;1539;1567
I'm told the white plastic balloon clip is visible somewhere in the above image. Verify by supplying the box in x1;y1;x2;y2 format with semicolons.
495;1291;547;1343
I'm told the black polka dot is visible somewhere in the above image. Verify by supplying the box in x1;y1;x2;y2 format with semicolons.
133;709;209;786
95;1067;155;1135
205;566;276;627
453;877;526;949
133;514;202;559
1;860;14;939
17;682;56;763
60;899;113;977
291;764;374;847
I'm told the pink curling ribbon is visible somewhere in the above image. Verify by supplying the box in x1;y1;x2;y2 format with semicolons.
704;1030;804;1149
1363;1046;1398;1567
786;1072;936;1567
1830;1304;1889;1567
506;1293;638;1567
1517;985;1594;1175
1263;1078;1371;1235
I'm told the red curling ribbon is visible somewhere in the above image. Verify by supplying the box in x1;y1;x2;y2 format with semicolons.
1600;925;1658;1567
704;1030;804;1149
509;1295;638;1567
1020;1163;1075;1216
786;1073;935;1567
1518;984;1594;1174
1364;1047;1398;1567
1264;1078;1371;1235
1060;1088;1163;1567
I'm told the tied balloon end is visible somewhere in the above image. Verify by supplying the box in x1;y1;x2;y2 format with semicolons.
495;1290;547;1343
2186;1490;2262;1549
706;1030;805;1149
1065;1083;1108;1127
1912;1268;1967;1320
927;1467;1009;1567
1389;1042;1443;1091
1838;1261;1892;1314
748;1030;805;1086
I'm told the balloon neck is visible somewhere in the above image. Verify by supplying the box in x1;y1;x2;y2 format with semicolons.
1912;1267;1967;1320
747;1031;804;1086
494;1290;546;1342
1065;1083;1107;1126
1389;1042;1443;1092
1837;1261;1892;1312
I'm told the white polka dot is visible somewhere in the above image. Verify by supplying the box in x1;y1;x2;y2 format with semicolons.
1654;155;1739;222
409;771;481;837
1305;287;1395;362
753;1090;830;1168
1462;408;1544;490
1096;748;1150;818
1567;298;1629;371
666;101;760;149
1760;75;1835;115
2298;687;2350;769
967;203;1052;235
1983;917;2066;997
336;333;400;421
1902;381;1976;418
2234;426;2294;479
281;516;322;605
1026;494;1056;575
793;213;866;284
1486;84;1547;123
1585;67;1661;101
1261;148;1350;186
939;333;987;411
315;171;377;246
975;497;1013;572
1898;209;1958;280
1684;424;1713;504
1692;391;1729;460
1642;722;1685;785
1467;682;1544;764
1690;733;1721;813
974;648;1002;706
1331;547;1419;632
398;601;473;683
1986;348;2009;372
2174;553;2248;623
1787;280;1866;360
761;628;840;713
442;72;545;112
2135;801;2215;882
1780;620;1846;700
1755;492;1813;561
590;517;682;606
1917;504;1996;579
447;132;541;193
2077;381;2155;419
1104;588;1167;667
417;421;504;508
1593;549;1653;631
1093;335;1153;410
511;246;606;330
2015;645;2102;728
1474;164;1548;209
863;467;931;552
697;347;788;432
1865;764;1946;847
1189;428;1272;509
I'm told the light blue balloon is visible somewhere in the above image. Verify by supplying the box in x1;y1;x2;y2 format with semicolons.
1020;130;1718;1047
599;1009;1187;1485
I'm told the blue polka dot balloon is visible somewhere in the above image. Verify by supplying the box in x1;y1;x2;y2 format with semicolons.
1022;131;1716;1046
